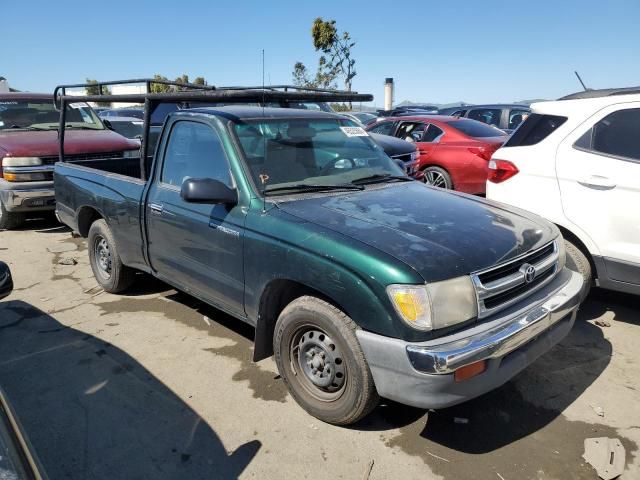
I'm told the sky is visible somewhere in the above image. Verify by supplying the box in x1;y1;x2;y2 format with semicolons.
3;0;640;106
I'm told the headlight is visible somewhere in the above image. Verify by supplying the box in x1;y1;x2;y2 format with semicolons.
2;157;42;167
122;149;140;158
388;277;478;331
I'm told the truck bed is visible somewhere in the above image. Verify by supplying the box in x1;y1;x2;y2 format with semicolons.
54;159;149;271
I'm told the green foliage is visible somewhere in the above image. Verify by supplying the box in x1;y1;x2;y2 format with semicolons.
292;18;357;105
331;103;351;112
150;74;208;92
85;79;111;107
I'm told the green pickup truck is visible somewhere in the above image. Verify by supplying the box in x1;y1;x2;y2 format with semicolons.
53;83;584;425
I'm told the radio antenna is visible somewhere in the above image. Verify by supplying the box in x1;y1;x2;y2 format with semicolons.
574;71;589;91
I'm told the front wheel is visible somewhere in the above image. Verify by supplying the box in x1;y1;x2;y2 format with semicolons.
88;219;135;293
0;201;25;230
274;296;379;425
423;166;453;189
564;239;592;301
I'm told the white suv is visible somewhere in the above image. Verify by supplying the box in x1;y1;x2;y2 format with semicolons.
486;88;640;297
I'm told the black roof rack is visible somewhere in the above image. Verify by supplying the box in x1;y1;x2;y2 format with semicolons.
54;78;373;180
558;86;640;100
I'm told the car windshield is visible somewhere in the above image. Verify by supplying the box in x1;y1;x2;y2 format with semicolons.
0;99;103;131
233;117;405;194
447;118;507;138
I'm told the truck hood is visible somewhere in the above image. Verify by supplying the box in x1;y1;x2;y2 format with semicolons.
276;182;556;283
0;129;139;157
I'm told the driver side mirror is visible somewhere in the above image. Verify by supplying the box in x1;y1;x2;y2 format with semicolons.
180;178;238;205
102;119;114;130
0;262;13;301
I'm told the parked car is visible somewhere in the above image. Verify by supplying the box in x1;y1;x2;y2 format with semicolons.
366;115;507;194
103;116;143;139
99;107;144;120
54;84;583;425
341;112;378;126
487;88;640;298
440;104;531;133
0;261;12;299
0;93;140;229
377;105;440;118
368;132;420;178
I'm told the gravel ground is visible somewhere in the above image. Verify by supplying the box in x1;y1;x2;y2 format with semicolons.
0;218;639;480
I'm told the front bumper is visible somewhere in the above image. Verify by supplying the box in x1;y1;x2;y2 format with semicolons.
0;182;55;212
356;267;583;409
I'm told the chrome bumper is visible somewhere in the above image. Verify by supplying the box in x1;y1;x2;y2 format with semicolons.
0;187;56;211
357;268;584;409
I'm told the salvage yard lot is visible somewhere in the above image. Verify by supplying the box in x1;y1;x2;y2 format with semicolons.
1;219;639;480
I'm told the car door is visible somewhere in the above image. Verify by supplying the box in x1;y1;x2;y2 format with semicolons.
417;123;444;161
146;118;246;313
556;103;640;285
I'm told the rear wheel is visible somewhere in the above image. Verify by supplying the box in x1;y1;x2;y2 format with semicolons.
423;166;452;189
88;219;135;293
274;296;379;425
564;238;592;301
0;201;25;230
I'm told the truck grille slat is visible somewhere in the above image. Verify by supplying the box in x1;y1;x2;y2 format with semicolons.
471;241;560;318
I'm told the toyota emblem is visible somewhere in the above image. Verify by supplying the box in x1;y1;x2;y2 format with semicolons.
523;264;536;284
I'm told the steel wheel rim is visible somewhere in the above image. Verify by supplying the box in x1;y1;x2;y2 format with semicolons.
290;326;347;402
93;235;112;279
424;170;447;188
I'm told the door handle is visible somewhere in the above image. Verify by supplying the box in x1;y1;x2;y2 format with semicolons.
149;203;164;215
577;175;616;190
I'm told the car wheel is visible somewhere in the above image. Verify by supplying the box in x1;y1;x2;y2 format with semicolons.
564;239;592;301
274;296;379;425
0;200;25;230
88;219;135;293
423;166;453;189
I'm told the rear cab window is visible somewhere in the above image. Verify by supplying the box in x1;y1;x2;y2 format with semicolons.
504;113;567;147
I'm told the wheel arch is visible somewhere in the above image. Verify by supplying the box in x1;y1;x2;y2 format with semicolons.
77;206;105;237
253;279;343;362
556;224;598;279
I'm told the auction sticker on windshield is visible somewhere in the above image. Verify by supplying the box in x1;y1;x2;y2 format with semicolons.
69;102;89;109
340;126;369;137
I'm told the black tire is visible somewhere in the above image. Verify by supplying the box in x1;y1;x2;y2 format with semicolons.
564;238;592;301
423;166;453;189
88;219;135;293
274;296;379;425
0;200;25;230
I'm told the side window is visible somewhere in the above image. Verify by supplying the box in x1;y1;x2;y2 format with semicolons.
161;121;232;187
422;124;444;143
452;109;467;118
575;109;640;162
504;114;567;147
508;109;530;130
468;108;502;127
396;122;427;143
368;121;395;136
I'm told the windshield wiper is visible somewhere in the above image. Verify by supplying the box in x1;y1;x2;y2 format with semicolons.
65;125;97;130
264;183;365;195
6;125;53;131
351;173;413;185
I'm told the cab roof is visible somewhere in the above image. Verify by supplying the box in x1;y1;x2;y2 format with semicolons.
180;106;344;122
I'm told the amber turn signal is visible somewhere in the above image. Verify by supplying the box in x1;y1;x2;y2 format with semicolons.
454;360;486;382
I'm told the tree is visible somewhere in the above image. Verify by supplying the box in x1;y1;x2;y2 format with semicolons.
150;74;208;92
150;74;172;93
85;79;111;107
292;61;337;90
311;18;357;93
193;76;206;86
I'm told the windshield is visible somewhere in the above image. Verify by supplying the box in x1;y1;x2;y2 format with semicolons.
447;118;507;138
234;118;405;193
0;99;103;131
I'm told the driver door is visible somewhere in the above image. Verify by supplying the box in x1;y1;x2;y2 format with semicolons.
146;118;246;314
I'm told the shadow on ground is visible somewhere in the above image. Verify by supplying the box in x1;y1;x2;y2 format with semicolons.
355;291;638;479
0;300;260;480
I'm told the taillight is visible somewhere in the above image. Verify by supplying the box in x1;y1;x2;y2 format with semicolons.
488;159;519;183
468;146;491;161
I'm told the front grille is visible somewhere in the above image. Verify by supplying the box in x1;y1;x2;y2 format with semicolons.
41;151;125;165
471;241;560;318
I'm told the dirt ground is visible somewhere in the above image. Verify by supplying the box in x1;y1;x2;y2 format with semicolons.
1;218;639;480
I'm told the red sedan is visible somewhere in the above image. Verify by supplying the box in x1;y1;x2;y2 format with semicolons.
366;115;507;194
